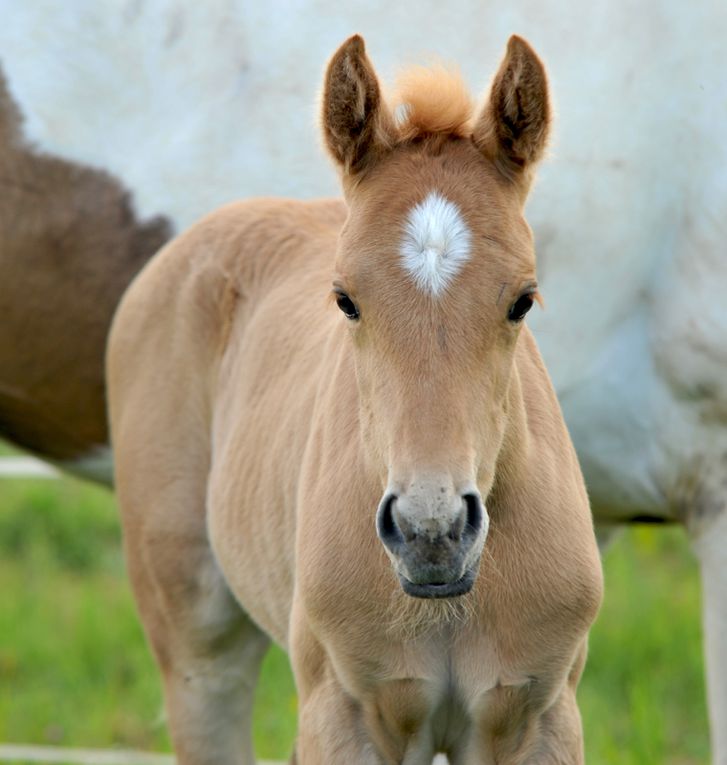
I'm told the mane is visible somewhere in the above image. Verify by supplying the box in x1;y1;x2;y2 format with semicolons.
392;64;475;141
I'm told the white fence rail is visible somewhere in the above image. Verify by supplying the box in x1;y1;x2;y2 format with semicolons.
0;744;283;765
0;745;175;765
0;457;59;479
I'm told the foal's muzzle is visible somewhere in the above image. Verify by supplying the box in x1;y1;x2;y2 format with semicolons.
376;489;487;599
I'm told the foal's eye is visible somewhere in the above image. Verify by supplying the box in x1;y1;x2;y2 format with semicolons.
508;293;535;323
335;292;360;320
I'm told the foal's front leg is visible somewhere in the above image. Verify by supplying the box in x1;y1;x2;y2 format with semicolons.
294;661;444;764
456;689;583;765
290;611;385;764
454;644;587;765
295;675;384;765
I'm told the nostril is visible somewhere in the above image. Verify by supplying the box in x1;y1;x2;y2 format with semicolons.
377;493;404;548
462;493;483;537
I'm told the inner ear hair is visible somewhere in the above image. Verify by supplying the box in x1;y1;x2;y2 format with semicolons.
321;35;396;175
472;35;551;185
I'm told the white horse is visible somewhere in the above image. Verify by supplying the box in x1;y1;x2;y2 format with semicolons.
1;1;726;761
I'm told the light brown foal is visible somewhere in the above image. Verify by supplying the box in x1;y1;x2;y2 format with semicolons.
108;35;602;764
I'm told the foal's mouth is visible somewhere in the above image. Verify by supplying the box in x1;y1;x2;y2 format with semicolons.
399;568;475;599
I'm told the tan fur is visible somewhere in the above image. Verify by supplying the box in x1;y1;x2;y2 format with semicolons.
108;36;601;764
0;68;170;465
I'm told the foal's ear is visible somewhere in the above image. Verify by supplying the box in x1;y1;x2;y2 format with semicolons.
322;35;395;176
472;36;551;188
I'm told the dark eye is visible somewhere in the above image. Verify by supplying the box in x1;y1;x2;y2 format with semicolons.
335;291;360;320
508;293;534;322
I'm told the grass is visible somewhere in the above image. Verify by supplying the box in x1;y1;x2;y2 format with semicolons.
0;457;710;763
581;526;707;764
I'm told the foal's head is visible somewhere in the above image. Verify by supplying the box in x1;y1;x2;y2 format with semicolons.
322;35;550;598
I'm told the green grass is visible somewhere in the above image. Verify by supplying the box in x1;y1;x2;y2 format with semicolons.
0;465;709;763
0;478;167;749
581;526;707;764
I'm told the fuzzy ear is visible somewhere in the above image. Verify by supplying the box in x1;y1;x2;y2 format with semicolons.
472;36;551;186
321;35;395;175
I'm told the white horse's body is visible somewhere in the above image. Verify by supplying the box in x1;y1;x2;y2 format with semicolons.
2;1;726;760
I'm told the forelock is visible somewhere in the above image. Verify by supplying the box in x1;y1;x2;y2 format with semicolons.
392;64;475;141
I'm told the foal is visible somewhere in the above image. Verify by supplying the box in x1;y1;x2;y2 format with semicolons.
108;35;602;764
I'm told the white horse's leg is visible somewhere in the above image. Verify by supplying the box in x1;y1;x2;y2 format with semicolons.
594;522;622;552
689;504;727;765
